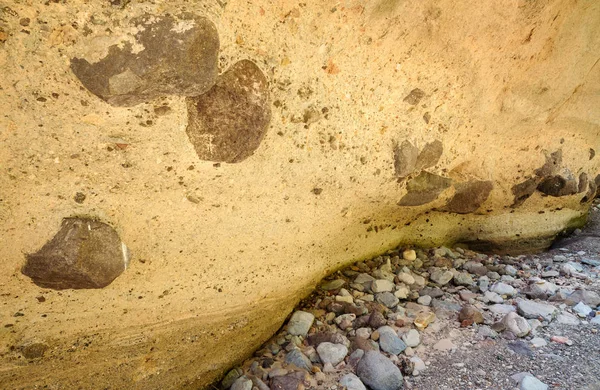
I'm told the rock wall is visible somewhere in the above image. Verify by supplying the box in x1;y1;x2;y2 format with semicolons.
0;0;598;388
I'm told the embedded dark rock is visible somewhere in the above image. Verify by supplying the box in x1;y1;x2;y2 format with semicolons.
537;171;578;197
511;178;538;207
398;172;452;206
393;140;419;178
22;218;130;290
415;140;443;170
403;88;425;105
443;180;493;214
71;14;219;106
186;60;271;163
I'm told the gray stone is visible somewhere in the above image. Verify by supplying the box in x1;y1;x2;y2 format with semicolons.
573;302;592;317
491;282;516;296
377;326;407;355
430;269;454;286
488;304;516;315
483;291;504;303
320;279;345;291
371;279;395;293
504;265;519;276
516;299;557;321
401;329;420;347
530;337;547;347
376;292;400;308
221;367;243;389
502;312;531;337
581;258;600;267
453;272;475;286
565;290;600;307
339;373;367;390
230;376;252;390
71;14;219;106
356;350;404;390
186;60;271;163
556;312;580;325
355;273;376;285
541;270;559;278
284;349;312;371
519;375;548;390
22;217;129;290
316;342;348;365
287;311;314;336
417;295;432;306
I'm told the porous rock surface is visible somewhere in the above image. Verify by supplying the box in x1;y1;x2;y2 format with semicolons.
0;0;599;388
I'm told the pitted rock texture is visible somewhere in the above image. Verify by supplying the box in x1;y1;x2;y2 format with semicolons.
186;60;271;163
22;218;129;289
70;14;219;106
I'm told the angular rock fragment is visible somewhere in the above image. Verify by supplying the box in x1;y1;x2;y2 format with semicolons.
415;140;443;170
511;178;538;207
403;88;425;105
398;172;452;206
22;218;130;289
537;169;578;197
186;60;271;163
443;180;493;214
71;14;219;106
393;140;419;178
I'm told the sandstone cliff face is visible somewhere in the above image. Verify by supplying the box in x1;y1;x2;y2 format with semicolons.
0;0;598;388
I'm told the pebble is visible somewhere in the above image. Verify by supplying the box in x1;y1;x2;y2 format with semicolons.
453;272;475;286
284;349;312;371
287;311;315;337
403;249;417;261
417;295;432;306
316;342;348;365
230;376;253;390
430;269;454;286
488;304;516;314
339;373;367;390
371;279;395;293
410;356;427;374
483;291;504;303
394;285;410;299
356;351;404;390
541;270;559;278
573;302;592;317
516;299;558;321
378;326;407;355
321;279;346;291
502;312;531;337
402;329;421;347
397;272;415;285
376;292;399;308
491;282;516;296
519;374;549;390
505;265;518;276
458;305;484;325
550;335;573;345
